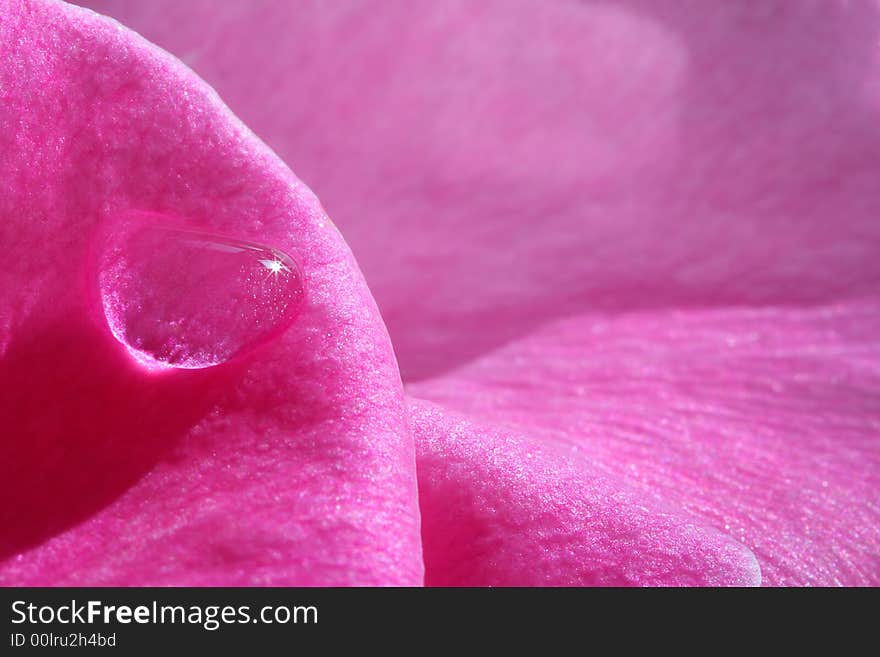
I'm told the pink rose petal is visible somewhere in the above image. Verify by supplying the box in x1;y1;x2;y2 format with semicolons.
410;302;880;585
0;0;421;585
411;399;761;586
25;0;880;585
79;0;880;375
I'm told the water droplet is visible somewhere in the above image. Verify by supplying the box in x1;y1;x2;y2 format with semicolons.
96;220;305;370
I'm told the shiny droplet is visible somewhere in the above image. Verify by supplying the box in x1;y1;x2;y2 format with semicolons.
96;222;305;370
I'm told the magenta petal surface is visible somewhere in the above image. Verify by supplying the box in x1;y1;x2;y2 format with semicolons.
0;0;421;585
411;399;761;586
410;303;880;586
23;0;880;585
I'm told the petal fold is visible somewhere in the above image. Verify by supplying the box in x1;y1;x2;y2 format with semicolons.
0;0;421;585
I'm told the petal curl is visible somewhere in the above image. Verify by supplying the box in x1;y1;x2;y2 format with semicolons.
0;0;421;585
410;303;880;585
411;399;761;586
